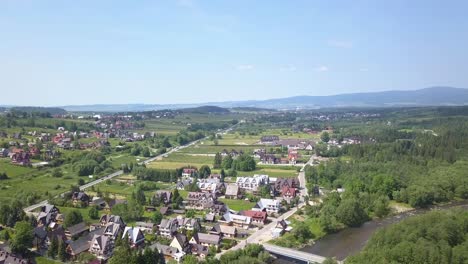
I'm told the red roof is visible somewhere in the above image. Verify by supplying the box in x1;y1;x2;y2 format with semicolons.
242;210;267;221
281;187;296;197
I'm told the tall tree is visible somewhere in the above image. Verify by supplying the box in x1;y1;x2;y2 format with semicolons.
213;152;222;169
222;155;233;169
64;210;83;227
10;221;33;255
58;239;68;262
48;236;58;259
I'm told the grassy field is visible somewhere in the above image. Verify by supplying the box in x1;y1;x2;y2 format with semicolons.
58;206;101;224
237;167;298;178
219;198;256;211
0;159;83;204
35;257;63;264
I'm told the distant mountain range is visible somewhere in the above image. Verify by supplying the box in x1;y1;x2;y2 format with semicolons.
3;87;468;112
57;87;468;112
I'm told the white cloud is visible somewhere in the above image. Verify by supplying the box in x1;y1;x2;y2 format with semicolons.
236;64;254;71
280;65;297;72
314;65;329;72
328;40;353;48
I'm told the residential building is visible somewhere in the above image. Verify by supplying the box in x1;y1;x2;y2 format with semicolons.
154;190;173;205
236;174;269;192
182;168;197;178
219;212;251;228
72;192;90;206
122;227;145;248
189;233;221;249
253;198;281;214
224;184;240;199
158;218;178;238
184;192;215;210
135;222;155;233
37;204;59;227
65;222;88;240
209;224;237;238
169;234;190;254
89;234;113;260
240;210;268;226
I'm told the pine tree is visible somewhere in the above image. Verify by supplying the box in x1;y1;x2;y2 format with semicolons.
58;239;68;262
48;236;58;259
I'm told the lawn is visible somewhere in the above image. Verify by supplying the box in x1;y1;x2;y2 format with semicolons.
237;167;298;178
57;206;101;224
219;198;255;211
35;257;63;264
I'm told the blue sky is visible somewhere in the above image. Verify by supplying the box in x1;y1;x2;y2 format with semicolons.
1;0;467;106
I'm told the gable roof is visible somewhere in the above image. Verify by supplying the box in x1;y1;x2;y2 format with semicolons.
66;222;88;236
225;184;239;196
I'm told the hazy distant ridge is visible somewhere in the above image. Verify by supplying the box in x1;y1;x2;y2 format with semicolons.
59;87;468;112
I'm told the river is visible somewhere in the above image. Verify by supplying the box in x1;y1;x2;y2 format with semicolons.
273;201;468;263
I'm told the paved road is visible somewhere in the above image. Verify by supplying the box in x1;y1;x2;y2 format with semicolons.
24;124;238;213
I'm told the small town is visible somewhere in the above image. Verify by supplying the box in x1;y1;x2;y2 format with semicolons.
2;1;468;264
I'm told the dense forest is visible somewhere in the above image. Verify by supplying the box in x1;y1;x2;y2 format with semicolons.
347;209;468;264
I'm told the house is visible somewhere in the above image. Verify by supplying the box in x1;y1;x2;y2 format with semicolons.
72;192;90;206
239;210;267;226
33;226;48;249
160;207;170;216
158;218;178;238
224;184;240;199
288;150;299;164
0;250;29;264
0;148;9;158
271;219;293;238
37;204;59;227
190;244;209;259
281;187;297;200
189;233;221;249
184;192;215;210
103;222;124;240
90;197;107;209
209;202;229;216
197;178;224;194
99;214;126;227
170;234;191;254
89;234;114;260
205;213;215;223
122;227;145;248
260;135;279;144
209;224;237;238
150;243;185;263
10;151;30;166
176;179;192;190
219;212;251;228
260;154;281;165
272;178;299;196
46;225;67;247
154;190;173;205
253;198;281;214
135;222;155;233
67;227;104;258
236;175;269;192
65;222;88;240
182;168;197;178
176;217;201;231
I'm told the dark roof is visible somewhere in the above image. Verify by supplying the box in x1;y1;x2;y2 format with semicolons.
68;236;91;255
160;207;169;215
66;222;88;236
34;226;47;239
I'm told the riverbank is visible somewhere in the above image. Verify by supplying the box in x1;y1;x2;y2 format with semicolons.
298;200;468;261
